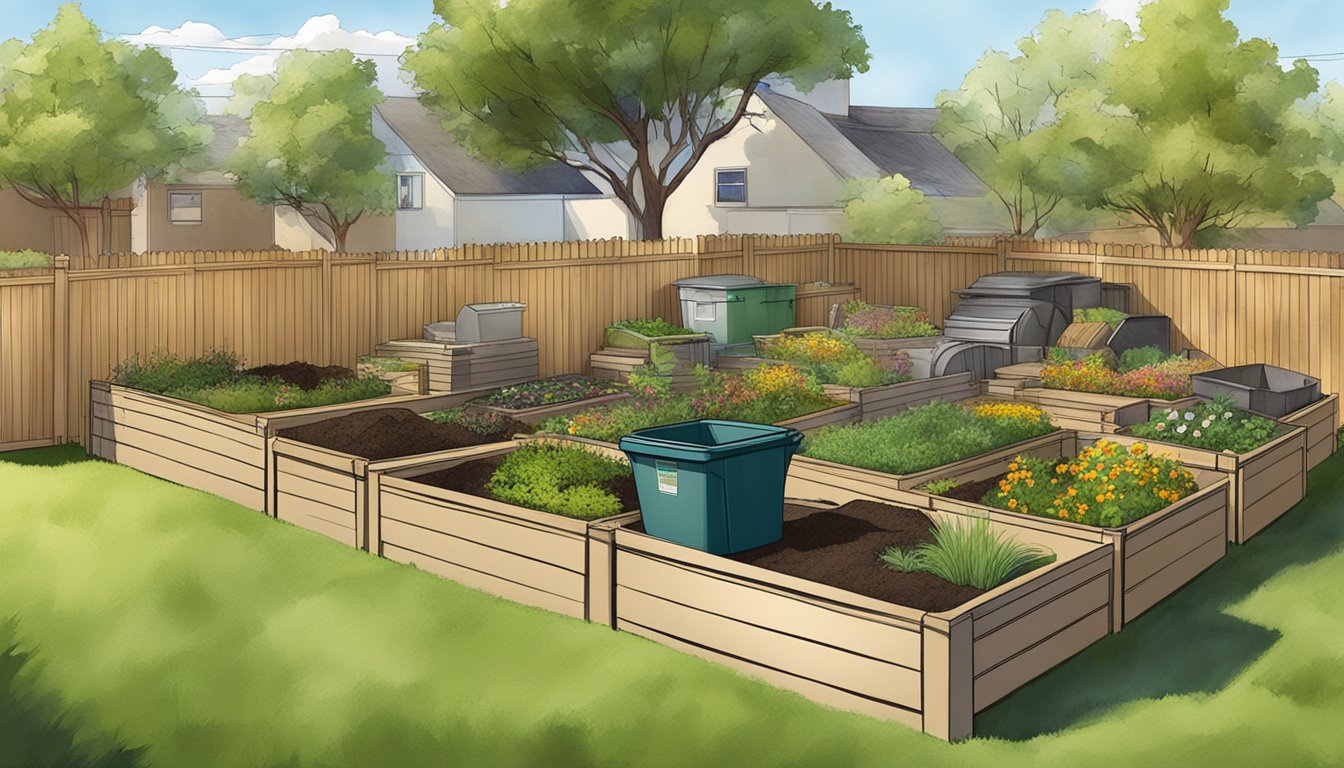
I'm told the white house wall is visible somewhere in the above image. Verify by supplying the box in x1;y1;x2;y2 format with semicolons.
663;94;848;238
455;197;566;244
564;197;633;240
373;110;457;250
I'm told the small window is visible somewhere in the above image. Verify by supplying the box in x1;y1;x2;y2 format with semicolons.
168;192;202;224
715;168;747;205
397;173;424;210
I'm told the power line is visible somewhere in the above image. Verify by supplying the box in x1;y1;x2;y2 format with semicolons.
128;41;408;57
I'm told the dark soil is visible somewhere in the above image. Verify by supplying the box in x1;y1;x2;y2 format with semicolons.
277;408;531;460
409;455;641;515
938;474;1007;505
633;499;985;612
242;362;356;390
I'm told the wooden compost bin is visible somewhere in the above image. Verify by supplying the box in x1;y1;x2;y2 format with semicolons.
611;496;1114;741
1108;428;1307;544
589;335;710;394
357;361;429;396
788;431;1231;630
1257;393;1338;471
89;381;482;513
370;437;639;623
374;337;539;393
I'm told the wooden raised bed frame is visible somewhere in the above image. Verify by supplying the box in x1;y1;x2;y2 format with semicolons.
1010;386;1150;433
374;337;539;393
89;380;488;513
463;379;633;426
1257;393;1338;471
788;431;1230;630
370;437;639;624
612;494;1114;741
589;337;710;394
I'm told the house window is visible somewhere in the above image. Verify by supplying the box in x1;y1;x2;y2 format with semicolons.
168;192;202;224
715;168;747;205
397;173;424;210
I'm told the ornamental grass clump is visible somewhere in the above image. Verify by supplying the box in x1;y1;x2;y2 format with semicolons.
800;400;1055;475
756;332;911;387
983;441;1198;527
880;517;1055;590
1073;307;1128;331
1129;395;1282;453
487;444;631;519
838;300;940;338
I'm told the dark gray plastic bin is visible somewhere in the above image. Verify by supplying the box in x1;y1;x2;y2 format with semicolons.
1192;364;1322;417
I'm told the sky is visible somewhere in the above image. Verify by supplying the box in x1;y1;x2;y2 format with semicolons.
5;0;1344;109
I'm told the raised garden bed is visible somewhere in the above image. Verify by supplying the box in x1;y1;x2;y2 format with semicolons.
357;356;428;395
89;381;484;513
463;375;630;425
828;301;944;370
1011;386;1150;433
269;408;533;547
794;281;859;327
610;495;1113;740
369;436;640;623
374;337;539;393
1259;393;1339;470
824;372;980;421
602;318;709;351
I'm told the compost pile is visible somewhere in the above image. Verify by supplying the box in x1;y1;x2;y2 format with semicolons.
411;454;641;513
729;500;985;611
241;362;356;390
278;408;531;460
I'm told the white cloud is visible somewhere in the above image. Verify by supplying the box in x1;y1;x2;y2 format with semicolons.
122;15;418;111
1093;0;1150;28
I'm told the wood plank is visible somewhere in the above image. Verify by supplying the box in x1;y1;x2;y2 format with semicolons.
276;464;358;508
384;543;584;619
1123;533;1225;623
972;606;1110;711
1125;504;1226;587
972;571;1111;676
106;441;263;510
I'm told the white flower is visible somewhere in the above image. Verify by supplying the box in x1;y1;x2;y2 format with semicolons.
1177;424;1188;434
1201;420;1212;429
1167;411;1179;421
1223;412;1233;419
1155;422;1166;431
1184;412;1196;421
1193;430;1202;438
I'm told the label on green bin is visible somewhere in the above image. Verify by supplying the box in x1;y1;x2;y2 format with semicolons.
655;460;678;495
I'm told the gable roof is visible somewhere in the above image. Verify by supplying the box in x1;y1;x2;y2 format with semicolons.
174;115;248;184
376;97;600;196
757;88;987;198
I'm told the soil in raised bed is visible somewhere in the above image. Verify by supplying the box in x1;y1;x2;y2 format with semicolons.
632;499;985;612
938;474;1006;505
242;362;356;390
277;408;532;461
410;455;641;515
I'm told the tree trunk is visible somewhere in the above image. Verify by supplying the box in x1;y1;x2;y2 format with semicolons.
62;208;93;257
332;223;350;252
638;201;664;240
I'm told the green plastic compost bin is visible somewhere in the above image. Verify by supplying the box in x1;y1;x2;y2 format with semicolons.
619;420;803;555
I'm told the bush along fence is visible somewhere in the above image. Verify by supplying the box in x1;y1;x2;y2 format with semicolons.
6;233;1344;450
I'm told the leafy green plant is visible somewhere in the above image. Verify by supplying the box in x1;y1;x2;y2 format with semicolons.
625;343;679;396
1117;345;1168;373
755;331;910;387
487;444;631;519
1129;394;1282;453
470;376;624;410
0;250;52;269
423;408;518;436
921;477;961;495
113;350;242;394
608;318;696;337
1073;307;1128;331
838;301;940;338
880;517;1055;590
540;397;698;443
801;400;1055;475
357;355;420;373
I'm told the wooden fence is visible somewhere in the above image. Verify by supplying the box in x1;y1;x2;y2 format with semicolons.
3;233;1344;451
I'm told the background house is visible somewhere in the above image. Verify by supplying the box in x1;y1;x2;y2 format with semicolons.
662;79;1007;238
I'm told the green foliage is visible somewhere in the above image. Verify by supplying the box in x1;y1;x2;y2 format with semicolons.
756;331;910;387
1117;345;1169;373
0;250;52;269
1130;395;1282;454
936;10;1129;237
405;0;868;238
1073;307;1128;331
487;444;631;519
225;50;394;251
539;397;698;443
838;301;940;339
113;350;242;395
0;5;211;256
921;477;961;496
357;356;421;373
839;175;943;245
881;517;1055;590
423;407;518;435
608;318;695;338
625;343;680;396
801;400;1056;475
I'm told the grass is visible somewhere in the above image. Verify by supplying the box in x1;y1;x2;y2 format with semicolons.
2;445;1344;766
880;518;1055;590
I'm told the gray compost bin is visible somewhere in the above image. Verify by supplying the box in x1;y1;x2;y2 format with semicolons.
929;343;1017;380
1192;364;1322;417
423;302;526;343
1108;315;1173;355
942;298;1069;350
955;272;1102;316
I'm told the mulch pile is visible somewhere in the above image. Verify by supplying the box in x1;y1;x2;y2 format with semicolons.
410;454;641;514
242;362;356;390
277;408;531;461
726;500;986;612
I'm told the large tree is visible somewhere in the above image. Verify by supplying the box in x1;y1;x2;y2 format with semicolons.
839;175;943;245
0;4;210;257
404;0;869;239
225;50;395;252
935;10;1130;237
1062;0;1332;247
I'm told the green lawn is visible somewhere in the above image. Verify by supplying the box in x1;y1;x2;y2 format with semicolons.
1;443;1343;767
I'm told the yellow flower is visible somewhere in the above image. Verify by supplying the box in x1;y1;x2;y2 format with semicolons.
1007;499;1018;509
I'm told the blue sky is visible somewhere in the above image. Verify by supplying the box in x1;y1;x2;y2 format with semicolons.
7;1;1344;107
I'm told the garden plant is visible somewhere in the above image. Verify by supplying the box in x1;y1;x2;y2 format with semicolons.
880;517;1056;589
1073;306;1128;331
837;300;940;338
1040;348;1219;399
356;355;421;373
756;331;912;387
486;443;632;519
607;317;697;338
423;407;520;436
1128;395;1284;453
983;440;1199;527
113;350;390;413
800;400;1056;474
0;249;51;269
469;375;625;411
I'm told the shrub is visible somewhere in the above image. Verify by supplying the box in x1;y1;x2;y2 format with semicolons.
839;174;944;245
983;441;1198;527
756;332;910;387
0;250;52;269
487;444;631;519
839;301;940;339
881;517;1055;590
624;343;679;397
608;317;696;337
1040;351;1219;400
541;397;698;443
113;349;242;394
1118;345;1167;373
801;400;1055;474
423;407;516;435
1129;395;1282;453
1073;307;1128;331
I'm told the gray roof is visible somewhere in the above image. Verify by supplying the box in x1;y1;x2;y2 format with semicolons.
758;89;987;198
376;97;599;196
